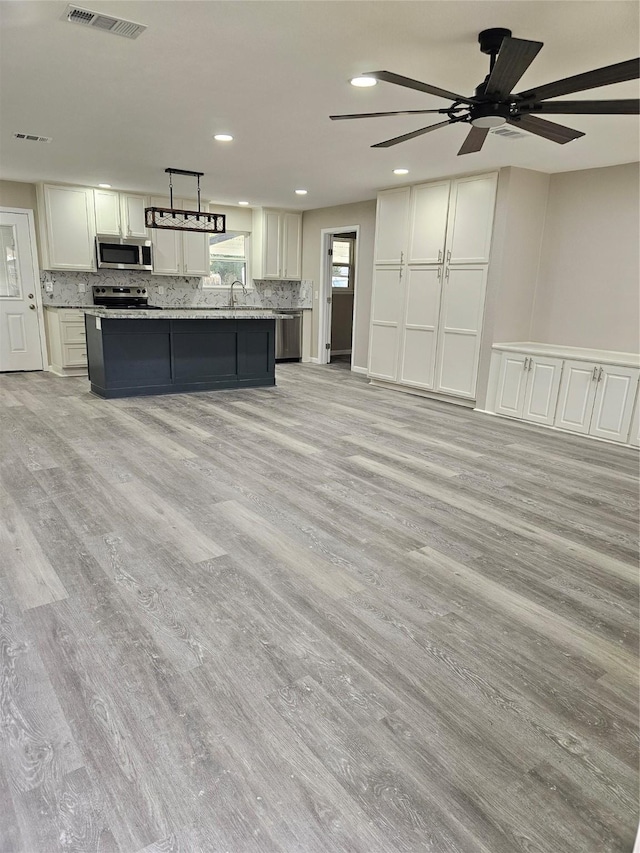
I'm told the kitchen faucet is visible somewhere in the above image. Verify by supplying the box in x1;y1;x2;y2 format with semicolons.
229;279;246;308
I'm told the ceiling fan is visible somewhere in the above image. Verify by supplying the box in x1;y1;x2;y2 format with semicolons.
330;28;640;154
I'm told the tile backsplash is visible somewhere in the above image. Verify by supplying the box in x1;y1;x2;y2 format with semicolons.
41;270;312;310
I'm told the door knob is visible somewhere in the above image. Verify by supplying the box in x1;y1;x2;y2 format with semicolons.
28;293;34;299
29;304;36;310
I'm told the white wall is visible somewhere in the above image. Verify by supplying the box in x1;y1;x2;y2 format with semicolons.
531;162;640;353
301;199;376;368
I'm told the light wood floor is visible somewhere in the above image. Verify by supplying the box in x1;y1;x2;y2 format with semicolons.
0;363;638;852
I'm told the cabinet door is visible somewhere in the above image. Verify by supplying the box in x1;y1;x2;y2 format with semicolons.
521;356;563;425
589;365;639;442
94;190;121;236
374;187;410;264
494;353;528;418
263;210;281;278
282;212;302;279
368;266;403;380
628;385;640;447
398;266;442;388
182;230;209;277
121;194;148;238
435;265;487;398
408;181;450;264
445;173;498;264
554;359;598;434
149;197;180;275
42;185;96;270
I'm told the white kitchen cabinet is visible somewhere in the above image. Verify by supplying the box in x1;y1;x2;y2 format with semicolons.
94;190;122;236
37;184;96;271
435;264;488;398
149;197;209;277
121;194;148;238
494;352;529;417
368;266;403;381
374;187;411;264
94;190;149;239
521;356;563;424
446;173;498;264
628;385;640;447
589;364;639;442
408;182;449;265
555;359;600;434
258;209;302;279
44;307;87;376
398;266;442;389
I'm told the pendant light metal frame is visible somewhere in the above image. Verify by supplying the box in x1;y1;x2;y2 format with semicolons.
145;168;226;234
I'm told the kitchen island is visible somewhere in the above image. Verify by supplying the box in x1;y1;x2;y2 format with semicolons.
84;308;282;399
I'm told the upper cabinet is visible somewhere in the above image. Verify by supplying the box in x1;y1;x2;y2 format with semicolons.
446;174;497;263
408;181;449;265
254;209;302;279
149;197;209;277
94;190;149;239
37;184;96;271
374;187;410;264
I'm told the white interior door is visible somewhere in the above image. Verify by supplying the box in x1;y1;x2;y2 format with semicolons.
521;356;563;425
408;181;450;264
589;365;639;442
445;173;498;264
368;266;403;380
0;211;44;371
435;265;487;398
554;359;598;433
399;266;442;388
494;352;528;418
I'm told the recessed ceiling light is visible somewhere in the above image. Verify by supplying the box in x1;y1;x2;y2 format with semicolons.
295;189;308;195
238;201;249;206
393;169;409;175
214;134;233;142
98;183;112;188
350;76;377;87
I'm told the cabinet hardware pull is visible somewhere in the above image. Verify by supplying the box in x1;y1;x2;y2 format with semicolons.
523;357;529;370
446;250;451;263
437;250;442;263
444;267;449;280
437;267;442;280
528;358;533;371
400;251;404;264
597;367;603;382
592;366;598;381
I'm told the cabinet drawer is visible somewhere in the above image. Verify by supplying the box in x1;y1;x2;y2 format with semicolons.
59;309;84;322
62;344;87;367
61;322;86;345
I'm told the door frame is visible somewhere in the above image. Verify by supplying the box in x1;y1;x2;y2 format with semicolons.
317;224;360;367
0;207;48;371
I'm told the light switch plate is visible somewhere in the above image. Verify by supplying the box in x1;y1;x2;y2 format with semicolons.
78;282;86;293
44;281;54;293
157;286;165;295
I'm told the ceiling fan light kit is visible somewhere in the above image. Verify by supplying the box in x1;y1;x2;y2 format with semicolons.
145;168;226;234
331;28;639;154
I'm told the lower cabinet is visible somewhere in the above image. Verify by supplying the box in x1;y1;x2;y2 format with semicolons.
368;266;403;381
494;354;563;425
489;346;639;446
44;308;88;376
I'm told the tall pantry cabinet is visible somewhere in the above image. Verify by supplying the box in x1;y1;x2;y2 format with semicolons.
368;172;497;400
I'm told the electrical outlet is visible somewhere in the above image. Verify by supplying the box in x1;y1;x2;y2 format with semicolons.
44;281;54;293
78;282;86;294
157;286;165;295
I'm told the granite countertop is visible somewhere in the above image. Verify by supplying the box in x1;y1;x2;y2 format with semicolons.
83;308;293;320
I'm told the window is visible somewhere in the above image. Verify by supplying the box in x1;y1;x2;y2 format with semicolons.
203;231;250;287
331;236;355;290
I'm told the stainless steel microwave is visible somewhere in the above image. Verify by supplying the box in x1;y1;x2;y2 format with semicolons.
96;236;153;271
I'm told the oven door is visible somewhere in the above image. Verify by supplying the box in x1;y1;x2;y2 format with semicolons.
96;239;153;270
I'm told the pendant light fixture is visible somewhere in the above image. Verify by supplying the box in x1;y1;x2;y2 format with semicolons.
145;168;226;234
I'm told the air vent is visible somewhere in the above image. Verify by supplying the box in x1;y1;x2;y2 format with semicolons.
62;5;146;39
491;127;526;139
13;133;52;143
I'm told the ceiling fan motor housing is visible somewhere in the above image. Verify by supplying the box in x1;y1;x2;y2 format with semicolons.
470;102;511;128
478;28;512;56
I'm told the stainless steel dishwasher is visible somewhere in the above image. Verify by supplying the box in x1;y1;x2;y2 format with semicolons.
275;310;302;361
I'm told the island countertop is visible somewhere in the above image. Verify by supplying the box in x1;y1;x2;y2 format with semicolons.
83;307;293;320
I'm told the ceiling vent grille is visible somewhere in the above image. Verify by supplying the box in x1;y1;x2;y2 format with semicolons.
63;5;147;39
14;133;52;143
491;127;527;139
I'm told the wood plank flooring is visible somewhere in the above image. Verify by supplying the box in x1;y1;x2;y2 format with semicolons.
0;363;638;852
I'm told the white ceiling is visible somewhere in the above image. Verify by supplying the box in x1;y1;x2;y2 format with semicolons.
1;1;638;210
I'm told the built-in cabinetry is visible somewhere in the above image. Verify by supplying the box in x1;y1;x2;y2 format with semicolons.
44;307;87;376
253;209;302;280
37;184;96;271
369;172;497;400
148;197;210;277
487;343;640;446
94;190;148;239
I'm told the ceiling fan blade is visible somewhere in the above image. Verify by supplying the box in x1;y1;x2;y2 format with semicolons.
458;126;489;155
484;37;544;98
508;114;585;143
364;70;477;105
330;108;454;120
524;99;639;115
371;119;453;148
515;57;640;103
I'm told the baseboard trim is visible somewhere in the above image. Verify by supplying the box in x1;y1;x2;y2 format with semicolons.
369;379;475;408
330;349;352;356
351;365;368;375
476;407;638;448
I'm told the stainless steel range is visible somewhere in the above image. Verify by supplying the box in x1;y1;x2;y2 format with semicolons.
92;285;161;309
